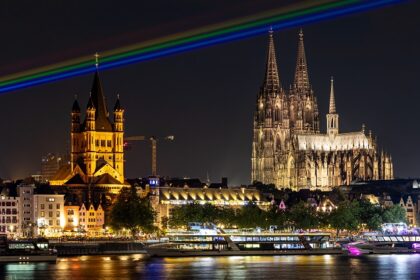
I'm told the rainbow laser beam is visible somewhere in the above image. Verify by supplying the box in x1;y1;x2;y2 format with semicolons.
0;0;403;94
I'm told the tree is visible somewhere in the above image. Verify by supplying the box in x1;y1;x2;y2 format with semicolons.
329;200;361;236
235;203;267;229
382;205;407;223
265;205;289;230
110;186;156;236
358;199;383;231
288;201;319;230
168;203;237;228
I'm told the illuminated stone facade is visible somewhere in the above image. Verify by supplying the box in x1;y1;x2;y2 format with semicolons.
50;70;128;193
152;186;270;227
252;30;393;191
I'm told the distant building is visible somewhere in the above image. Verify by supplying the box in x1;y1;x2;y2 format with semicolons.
33;194;65;237
63;204;80;233
41;153;66;182
251;30;393;191
316;198;337;213
152;185;270;227
78;202;105;235
0;192;19;237
400;196;416;226
17;184;35;237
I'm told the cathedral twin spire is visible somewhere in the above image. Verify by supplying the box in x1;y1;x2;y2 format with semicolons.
258;29;320;133
258;29;337;134
263;29;281;93
294;29;310;91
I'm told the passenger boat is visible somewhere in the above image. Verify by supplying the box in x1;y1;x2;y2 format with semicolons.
343;223;420;255
145;224;341;257
344;235;420;255
0;235;57;263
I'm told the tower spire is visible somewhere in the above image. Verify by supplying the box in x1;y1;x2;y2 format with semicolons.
294;29;310;90
326;77;339;136
329;76;336;113
262;29;281;93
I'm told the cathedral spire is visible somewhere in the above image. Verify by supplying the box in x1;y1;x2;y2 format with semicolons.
262;29;281;93
329;77;336;113
294;29;310;90
326;77;339;136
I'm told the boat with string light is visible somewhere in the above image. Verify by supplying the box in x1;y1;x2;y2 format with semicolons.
145;223;341;257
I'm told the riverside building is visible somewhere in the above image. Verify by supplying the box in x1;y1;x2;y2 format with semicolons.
151;184;270;227
33;194;65;236
0;193;19;237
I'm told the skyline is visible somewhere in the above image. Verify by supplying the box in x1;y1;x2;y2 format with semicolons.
0;0;419;185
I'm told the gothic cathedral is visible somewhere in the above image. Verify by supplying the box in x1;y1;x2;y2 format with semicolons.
251;30;393;191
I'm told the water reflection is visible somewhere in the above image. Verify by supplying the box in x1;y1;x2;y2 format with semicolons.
0;254;420;279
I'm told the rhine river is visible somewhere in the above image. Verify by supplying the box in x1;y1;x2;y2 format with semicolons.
1;254;420;279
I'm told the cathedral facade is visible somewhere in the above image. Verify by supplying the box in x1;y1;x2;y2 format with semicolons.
50;69;128;194
251;30;393;191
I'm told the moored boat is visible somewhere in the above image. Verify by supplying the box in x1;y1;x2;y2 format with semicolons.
145;224;341;257
343;223;420;255
0;234;57;263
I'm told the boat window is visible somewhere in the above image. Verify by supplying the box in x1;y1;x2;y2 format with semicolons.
397;237;404;241
8;243;35;250
390;237;398;242
383;237;391;241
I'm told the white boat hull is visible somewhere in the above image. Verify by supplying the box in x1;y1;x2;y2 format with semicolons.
146;248;342;257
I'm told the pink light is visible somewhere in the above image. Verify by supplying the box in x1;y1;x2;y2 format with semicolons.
348;246;362;256
412;243;420;249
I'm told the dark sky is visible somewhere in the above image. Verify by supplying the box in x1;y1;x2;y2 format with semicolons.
0;0;418;185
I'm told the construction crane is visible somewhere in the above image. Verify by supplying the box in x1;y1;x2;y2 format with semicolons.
124;135;174;176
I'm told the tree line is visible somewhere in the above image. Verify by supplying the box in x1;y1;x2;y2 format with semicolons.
107;185;407;236
168;200;406;235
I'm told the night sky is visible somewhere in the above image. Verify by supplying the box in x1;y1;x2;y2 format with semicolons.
0;1;418;185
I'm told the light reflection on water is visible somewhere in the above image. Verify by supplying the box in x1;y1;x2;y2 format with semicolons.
0;254;420;279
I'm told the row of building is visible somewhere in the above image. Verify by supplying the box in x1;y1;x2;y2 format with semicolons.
0;184;104;237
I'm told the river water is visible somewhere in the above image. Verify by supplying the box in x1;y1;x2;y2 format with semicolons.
1;254;420;279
